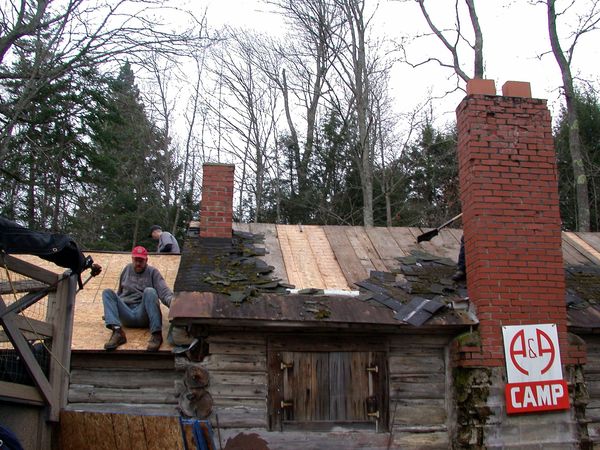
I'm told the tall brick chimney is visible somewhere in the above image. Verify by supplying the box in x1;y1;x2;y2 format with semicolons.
456;80;572;365
199;163;234;239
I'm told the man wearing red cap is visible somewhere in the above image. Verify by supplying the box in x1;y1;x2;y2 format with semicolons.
102;246;174;351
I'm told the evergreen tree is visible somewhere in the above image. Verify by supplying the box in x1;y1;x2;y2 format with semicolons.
390;121;460;227
74;62;177;250
0;35;113;232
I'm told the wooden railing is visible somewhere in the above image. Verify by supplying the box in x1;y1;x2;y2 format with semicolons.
0;253;77;422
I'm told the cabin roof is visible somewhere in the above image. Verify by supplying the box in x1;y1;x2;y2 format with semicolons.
6;225;600;351
170;224;600;333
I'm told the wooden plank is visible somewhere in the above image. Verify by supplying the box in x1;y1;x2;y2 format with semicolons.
305;226;350;290
201;353;266;372
85;411;119;450
210;370;267;387
0;315;53;342
60;410;89;450
249;223;289;284
213;396;266;408
111;412;133;449
323;226;369;288
209;342;265;356
142;415;183;450
210;382;267;398
388;227;421;257
124;415;148;450
48;274;77;421
577;232;600;261
277;225;325;289
206;333;266;345
344;227;387;273
212;406;267;428
70;353;175;370
561;235;590;266
563;232;599;265
65;403;178;415
389;355;445;375
233;223;250;233
69;369;178;389
428;228;462;260
269;335;388;352
391;400;447;426
68;386;178;404
0;254;59;285
267;343;283;430
364;227;406;270
388;334;451;348
0;380;44;404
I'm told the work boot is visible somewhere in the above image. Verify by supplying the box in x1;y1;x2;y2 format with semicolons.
452;270;466;282
147;331;163;352
104;327;126;351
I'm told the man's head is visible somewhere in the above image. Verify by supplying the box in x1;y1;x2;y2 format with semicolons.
131;246;148;273
149;225;162;240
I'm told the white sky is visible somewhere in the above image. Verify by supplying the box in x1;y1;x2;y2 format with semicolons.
193;0;600;126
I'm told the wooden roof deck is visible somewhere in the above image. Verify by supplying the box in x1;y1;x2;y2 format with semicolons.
6;225;600;350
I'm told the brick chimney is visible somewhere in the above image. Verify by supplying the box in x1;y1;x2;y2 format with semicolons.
199;163;234;239
456;80;574;365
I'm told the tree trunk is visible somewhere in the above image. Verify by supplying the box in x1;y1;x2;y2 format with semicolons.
547;0;590;231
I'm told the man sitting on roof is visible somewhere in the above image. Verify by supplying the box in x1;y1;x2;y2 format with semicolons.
150;225;180;253
102;246;174;352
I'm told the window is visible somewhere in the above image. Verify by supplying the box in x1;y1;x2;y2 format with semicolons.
268;336;388;431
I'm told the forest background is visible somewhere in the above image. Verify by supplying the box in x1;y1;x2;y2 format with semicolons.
1;0;599;251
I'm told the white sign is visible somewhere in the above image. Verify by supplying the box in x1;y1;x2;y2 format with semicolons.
502;323;569;414
502;323;563;383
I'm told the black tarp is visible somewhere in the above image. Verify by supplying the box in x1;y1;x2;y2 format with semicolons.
0;216;87;276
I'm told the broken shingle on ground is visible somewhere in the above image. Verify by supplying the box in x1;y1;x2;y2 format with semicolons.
356;249;468;326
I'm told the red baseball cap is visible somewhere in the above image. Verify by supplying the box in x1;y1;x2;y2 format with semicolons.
131;246;148;260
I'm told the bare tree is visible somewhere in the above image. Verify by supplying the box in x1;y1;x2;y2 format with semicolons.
206;29;280;222
264;0;344;197
0;0;205;168
399;0;484;90
329;0;376;225
545;0;600;231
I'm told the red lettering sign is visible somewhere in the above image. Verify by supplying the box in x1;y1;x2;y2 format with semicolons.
505;380;569;414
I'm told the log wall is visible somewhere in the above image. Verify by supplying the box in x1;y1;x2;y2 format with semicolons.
201;333;268;428
387;334;451;449
199;331;451;449
584;335;600;446
66;353;179;415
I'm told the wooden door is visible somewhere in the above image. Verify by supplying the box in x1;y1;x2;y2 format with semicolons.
275;350;387;430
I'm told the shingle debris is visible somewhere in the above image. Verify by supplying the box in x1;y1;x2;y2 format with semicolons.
355;249;466;326
174;230;294;304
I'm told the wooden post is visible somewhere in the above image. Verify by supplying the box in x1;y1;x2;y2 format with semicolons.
48;273;77;422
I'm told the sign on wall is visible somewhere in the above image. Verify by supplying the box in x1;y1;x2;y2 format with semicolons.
502;323;570;414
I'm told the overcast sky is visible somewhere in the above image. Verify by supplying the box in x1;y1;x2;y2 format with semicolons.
192;0;599;125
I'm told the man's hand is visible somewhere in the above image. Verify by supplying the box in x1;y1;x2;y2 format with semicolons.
91;263;102;277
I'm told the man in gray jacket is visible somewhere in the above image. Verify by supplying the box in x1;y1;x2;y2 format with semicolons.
102;246;174;351
149;225;180;253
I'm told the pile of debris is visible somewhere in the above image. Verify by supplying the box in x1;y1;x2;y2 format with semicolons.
174;230;293;304
356;250;469;326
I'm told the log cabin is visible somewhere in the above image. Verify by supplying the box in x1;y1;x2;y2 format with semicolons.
2;80;600;449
